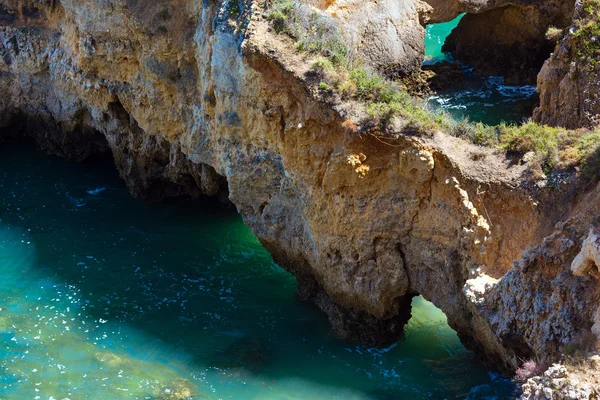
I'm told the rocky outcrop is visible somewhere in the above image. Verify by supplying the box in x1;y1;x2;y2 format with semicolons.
520;363;599;400
478;151;600;368
534;0;600;129
572;230;600;280
316;0;426;79
483;206;600;367
422;61;464;91
0;0;599;377
572;230;600;338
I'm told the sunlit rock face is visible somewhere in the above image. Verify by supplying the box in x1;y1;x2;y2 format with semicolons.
534;1;600;129
0;0;599;375
314;0;426;78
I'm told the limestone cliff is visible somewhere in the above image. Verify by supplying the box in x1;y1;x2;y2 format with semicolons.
0;0;599;384
534;0;600;129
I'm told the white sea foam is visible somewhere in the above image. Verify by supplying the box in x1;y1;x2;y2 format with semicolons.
87;187;106;195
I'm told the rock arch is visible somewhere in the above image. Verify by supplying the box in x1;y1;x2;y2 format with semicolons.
422;0;576;84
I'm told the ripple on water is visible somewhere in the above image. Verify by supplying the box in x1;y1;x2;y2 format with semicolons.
0;142;517;399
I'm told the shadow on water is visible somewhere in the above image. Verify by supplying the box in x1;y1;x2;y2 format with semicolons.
0;139;517;399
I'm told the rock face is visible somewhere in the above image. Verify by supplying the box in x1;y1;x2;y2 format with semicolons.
572;230;600;338
423;0;574;25
421;61;464;91
534;0;600;129
317;0;426;79
0;0;599;376
521;363;600;400
483;192;600;367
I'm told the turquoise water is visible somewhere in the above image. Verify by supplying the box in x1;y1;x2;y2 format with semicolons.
0;141;517;399
424;15;465;65
424;16;539;126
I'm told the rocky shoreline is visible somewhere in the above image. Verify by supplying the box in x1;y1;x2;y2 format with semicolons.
0;0;599;393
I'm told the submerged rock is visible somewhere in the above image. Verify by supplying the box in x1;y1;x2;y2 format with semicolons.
212;338;268;371
94;351;132;368
152;378;204;400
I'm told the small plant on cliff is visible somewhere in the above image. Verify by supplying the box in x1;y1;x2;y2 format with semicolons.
265;0;295;33
266;0;348;65
499;121;560;165
348;67;404;103
318;81;330;91
545;26;564;42
310;58;335;74
573;0;600;69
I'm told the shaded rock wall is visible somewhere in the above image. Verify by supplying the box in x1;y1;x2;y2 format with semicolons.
423;0;574;25
440;1;575;84
0;0;598;374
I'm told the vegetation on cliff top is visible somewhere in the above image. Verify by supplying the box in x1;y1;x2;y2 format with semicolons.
264;0;600;178
574;0;600;70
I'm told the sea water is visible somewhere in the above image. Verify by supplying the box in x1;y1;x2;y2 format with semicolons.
0;141;517;399
424;15;539;126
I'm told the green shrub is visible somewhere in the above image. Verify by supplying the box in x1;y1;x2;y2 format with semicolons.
349;68;408;104
266;0;349;65
311;58;335;74
499;121;559;155
577;131;600;177
266;0;295;33
576;131;600;155
545;26;564;42
318;82;330;91
473;123;498;146
573;0;600;69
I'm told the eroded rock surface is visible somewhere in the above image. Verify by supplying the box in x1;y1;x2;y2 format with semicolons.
0;0;598;376
318;0;426;79
534;0;600;129
482;178;600;373
521;363;600;400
